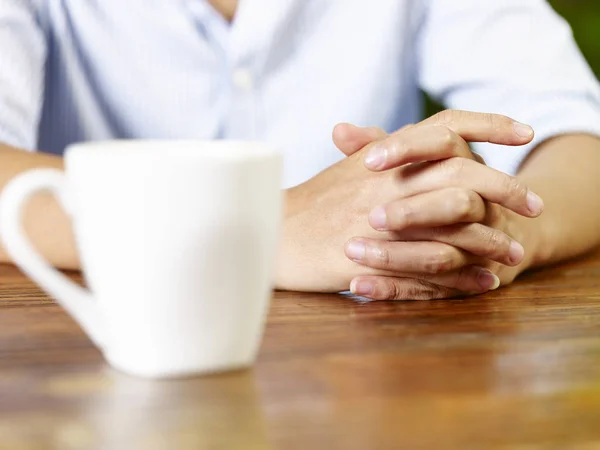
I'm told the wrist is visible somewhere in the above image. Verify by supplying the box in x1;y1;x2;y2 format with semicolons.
274;187;305;291
275;185;350;293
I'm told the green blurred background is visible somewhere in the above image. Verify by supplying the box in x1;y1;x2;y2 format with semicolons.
426;1;600;115
551;0;600;77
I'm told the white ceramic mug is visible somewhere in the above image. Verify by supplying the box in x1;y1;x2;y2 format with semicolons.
0;140;282;378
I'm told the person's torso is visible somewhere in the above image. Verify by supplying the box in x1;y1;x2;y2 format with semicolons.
36;0;424;186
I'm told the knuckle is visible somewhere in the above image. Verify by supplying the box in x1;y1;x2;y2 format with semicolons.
416;279;449;300
495;208;508;229
452;189;477;220
441;157;466;179
373;126;387;136
384;280;403;300
397;139;412;161
482;229;504;254
390;202;414;227
485;113;512;132
485;113;501;130
400;203;415;223
436;127;458;154
370;244;392;267
423;248;457;274
434;109;457;126
504;175;527;201
496;114;513;129
385;136;409;162
484;203;504;227
392;281;405;300
393;124;414;135
386;280;430;301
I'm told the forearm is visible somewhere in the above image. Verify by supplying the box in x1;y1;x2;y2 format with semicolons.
0;144;79;269
515;134;600;269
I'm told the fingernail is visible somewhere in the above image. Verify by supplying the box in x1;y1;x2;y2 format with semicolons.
477;269;501;291
508;241;525;265
346;240;366;261
369;207;387;230
350;279;374;296
364;146;386;170
526;190;544;215
514;122;534;138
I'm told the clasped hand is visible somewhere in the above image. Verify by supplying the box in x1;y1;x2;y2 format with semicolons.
278;110;544;300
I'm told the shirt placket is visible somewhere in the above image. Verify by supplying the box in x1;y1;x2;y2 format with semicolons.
187;0;290;141
222;0;269;141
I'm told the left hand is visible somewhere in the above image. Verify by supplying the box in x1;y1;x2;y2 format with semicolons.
333;110;544;300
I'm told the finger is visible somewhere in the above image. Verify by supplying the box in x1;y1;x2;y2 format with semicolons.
332;123;388;157
345;238;473;274
421;109;534;145
364;110;534;171
349;265;500;300
399;157;544;217
364;124;475;170
401;223;525;266
369;188;486;232
424;265;501;293
350;276;454;300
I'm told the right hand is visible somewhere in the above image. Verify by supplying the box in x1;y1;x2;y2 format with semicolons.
275;111;538;297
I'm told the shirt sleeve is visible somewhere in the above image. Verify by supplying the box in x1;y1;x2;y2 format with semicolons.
416;0;600;175
0;0;46;150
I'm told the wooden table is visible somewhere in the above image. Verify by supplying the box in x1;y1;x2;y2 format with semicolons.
1;249;600;450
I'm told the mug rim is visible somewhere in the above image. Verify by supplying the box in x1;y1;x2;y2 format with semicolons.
65;139;281;161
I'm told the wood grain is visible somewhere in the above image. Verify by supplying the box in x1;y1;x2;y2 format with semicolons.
1;248;600;450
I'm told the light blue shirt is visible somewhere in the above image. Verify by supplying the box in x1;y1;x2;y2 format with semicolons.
2;0;600;187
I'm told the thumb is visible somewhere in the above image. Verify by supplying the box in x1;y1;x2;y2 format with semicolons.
332;123;388;157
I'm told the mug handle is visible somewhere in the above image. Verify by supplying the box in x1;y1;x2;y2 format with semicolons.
0;169;105;347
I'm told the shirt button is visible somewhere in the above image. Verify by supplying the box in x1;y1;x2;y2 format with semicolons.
232;68;254;90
